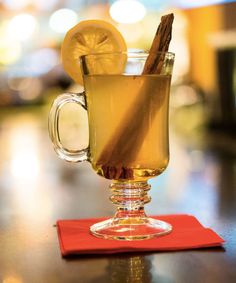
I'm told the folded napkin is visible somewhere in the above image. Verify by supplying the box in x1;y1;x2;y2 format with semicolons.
56;214;224;256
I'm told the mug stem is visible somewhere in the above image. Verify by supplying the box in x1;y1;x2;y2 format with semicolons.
110;181;151;220
90;180;172;240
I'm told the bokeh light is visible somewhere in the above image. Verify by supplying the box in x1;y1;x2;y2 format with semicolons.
8;77;32;91
0;37;21;65
7;14;37;41
8;77;43;101
24;48;59;76
0;23;22;65
9;122;41;181
110;0;146;24
49;9;78;33
18;78;43;101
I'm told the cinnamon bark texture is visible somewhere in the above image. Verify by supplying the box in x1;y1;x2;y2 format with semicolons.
142;13;174;75
96;13;174;180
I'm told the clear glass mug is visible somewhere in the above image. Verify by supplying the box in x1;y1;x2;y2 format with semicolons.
49;51;175;240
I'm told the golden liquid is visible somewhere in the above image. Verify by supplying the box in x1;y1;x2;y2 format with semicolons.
84;74;171;181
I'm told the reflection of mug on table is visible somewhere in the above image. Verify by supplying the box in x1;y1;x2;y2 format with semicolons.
49;51;175;240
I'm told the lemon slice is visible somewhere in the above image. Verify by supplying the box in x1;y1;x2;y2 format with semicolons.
61;20;127;85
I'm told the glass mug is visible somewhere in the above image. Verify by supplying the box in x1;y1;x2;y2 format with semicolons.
49;51;175;240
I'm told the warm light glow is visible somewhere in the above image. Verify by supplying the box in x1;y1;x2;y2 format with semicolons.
3;276;23;283
168;11;189;83
1;115;53;225
118;23;144;43
11;154;40;179
7;14;37;41
0;24;21;64
110;0;146;24
0;36;21;64
49;9;78;33
10;124;40;181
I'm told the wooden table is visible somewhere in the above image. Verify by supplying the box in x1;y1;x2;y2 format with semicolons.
0;107;235;283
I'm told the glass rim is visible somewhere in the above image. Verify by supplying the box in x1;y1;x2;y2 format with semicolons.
80;50;175;60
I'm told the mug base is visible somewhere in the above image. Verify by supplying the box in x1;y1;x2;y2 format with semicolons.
90;217;172;241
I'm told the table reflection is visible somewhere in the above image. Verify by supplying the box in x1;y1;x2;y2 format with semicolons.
0;105;235;283
3;276;23;283
108;255;152;283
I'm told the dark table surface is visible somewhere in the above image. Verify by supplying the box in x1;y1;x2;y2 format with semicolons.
0;106;235;283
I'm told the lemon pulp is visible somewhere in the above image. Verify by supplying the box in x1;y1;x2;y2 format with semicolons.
61;20;127;85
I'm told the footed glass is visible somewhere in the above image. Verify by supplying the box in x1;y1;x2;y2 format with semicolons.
49;51;175;240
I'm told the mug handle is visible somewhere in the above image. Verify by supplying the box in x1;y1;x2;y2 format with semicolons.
48;92;89;163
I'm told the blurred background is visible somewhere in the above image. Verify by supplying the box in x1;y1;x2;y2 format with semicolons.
0;0;235;127
0;3;236;283
0;0;235;218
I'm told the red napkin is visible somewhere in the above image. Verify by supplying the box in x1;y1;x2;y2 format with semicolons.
56;214;224;256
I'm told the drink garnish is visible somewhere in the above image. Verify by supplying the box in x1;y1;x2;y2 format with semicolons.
61;20;127;85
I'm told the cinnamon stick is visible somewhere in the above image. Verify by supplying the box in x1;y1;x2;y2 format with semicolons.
97;14;174;180
142;13;174;74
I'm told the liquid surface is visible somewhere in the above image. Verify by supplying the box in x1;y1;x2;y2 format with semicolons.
84;74;171;180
